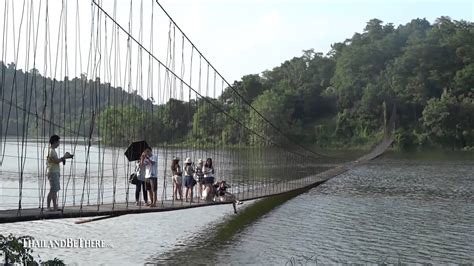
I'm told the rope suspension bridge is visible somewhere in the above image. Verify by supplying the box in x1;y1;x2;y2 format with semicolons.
0;0;396;224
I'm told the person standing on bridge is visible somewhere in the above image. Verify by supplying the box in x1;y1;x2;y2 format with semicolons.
142;148;158;207
46;135;72;211
171;156;183;201
203;158;215;185
194;159;204;199
183;157;196;202
134;160;148;206
201;158;215;201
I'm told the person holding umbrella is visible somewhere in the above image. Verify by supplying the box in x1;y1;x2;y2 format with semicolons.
141;148;158;207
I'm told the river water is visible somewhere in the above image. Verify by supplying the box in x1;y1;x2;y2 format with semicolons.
1;143;473;264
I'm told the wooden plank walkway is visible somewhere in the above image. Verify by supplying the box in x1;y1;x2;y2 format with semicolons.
0;133;393;224
0;163;354;223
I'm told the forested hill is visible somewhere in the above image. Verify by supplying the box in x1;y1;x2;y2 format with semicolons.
2;17;473;150
220;17;474;150
0;63;147;138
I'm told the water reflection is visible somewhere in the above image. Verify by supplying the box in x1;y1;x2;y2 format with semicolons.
151;188;308;264
159;153;474;264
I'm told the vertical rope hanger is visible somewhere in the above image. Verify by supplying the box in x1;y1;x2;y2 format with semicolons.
16;0;31;214
39;0;51;214
63;0;80;208
162;21;172;203
124;0;134;207
103;0;121;208
110;0;121;208
179;34;190;205
91;0;102;209
149;0;158;206
164;21;171;102
97;0;108;209
0;0;10;166
26;0;45;211
10;0;22;169
29;0;44;209
172;23;176;100
79;1;99;212
98;0;111;207
69;0;90;208
189;46;199;203
59;0;69;211
169;22;178;206
132;0;145;208
70;0;82;206
161;20;174;204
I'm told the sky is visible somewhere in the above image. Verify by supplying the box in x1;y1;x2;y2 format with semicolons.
0;0;472;101
157;0;473;82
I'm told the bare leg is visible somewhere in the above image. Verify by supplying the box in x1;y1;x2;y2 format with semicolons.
202;186;208;201
185;187;193;202
198;183;202;199
153;180;157;206
150;180;156;207
178;184;183;200
201;186;206;200
52;192;58;210
224;192;239;203
173;181;177;200
47;191;52;209
148;181;154;206
148;189;153;206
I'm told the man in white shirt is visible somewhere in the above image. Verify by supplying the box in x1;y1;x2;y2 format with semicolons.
142;148;158;207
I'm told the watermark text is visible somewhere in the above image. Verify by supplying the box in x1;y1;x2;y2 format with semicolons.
22;238;112;249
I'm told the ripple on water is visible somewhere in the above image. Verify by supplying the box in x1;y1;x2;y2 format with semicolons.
209;158;474;264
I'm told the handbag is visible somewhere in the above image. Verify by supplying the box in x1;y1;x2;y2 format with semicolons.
129;173;138;185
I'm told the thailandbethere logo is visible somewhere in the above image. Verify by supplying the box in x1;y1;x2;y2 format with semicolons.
22;238;113;249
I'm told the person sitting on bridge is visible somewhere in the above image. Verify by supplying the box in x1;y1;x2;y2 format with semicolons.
214;180;243;214
46;135;73;211
171;156;183;201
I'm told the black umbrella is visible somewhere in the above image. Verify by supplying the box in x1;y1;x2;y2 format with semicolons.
124;140;151;161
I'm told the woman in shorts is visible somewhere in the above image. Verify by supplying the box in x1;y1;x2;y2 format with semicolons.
171;157;183;201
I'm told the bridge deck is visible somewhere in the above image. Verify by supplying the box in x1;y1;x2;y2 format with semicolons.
0;132;393;224
0;164;350;223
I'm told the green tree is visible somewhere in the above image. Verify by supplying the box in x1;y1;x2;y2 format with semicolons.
0;234;65;265
221;104;249;145
421;88;474;148
99;105;145;146
249;90;300;146
191;98;224;144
